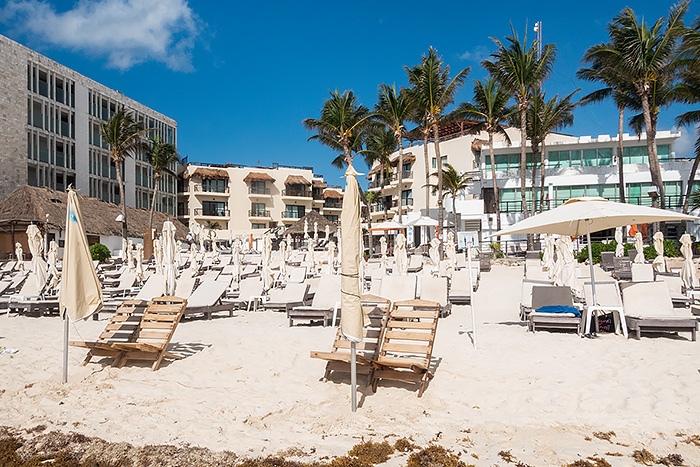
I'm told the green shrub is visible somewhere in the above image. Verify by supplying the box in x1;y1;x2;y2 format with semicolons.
89;243;111;262
643;239;682;260
490;242;504;258
575;241;618;264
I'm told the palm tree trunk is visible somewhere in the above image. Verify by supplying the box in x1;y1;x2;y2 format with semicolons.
397;135;404;224
488;133;502;234
530;147;538;215
519;102;533;250
381;166;388;252
432;121;444;258
617;106;626;205
149;174;160;230
452;192;458;239
114;157;127;242
539;141;546;212
639;94;665;210
682;134;700;214
423;128;430;219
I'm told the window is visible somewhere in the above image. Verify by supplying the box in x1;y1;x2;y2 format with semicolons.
250;202;267;217
252;223;267;229
285;205;305;218
250;180;268;194
431;156;447;169
401;189;413;206
324;215;339;223
202;178;227;193
202;201;227;216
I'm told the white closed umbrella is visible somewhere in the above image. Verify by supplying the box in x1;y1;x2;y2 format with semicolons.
286;234;293;254
198;224;206;252
614;227;624;257
652;231;666;273
680;233;697;290
126;240;135;270
47;240;60;289
15;242;24;270
307;236;316;274
121;237;128;261
135;243;145;282
27;224;48;291
163;221;177;296
634;232;645;264
327;239;336;274
262;234;273;291
188;243;199;274
154;237;163;274
429;237;440;276
314;221;318;241
445;231;456;276
542;234;555;272
232;239;241;285
340;164;366;412
395;232;408;275
279;239;288;278
325;225;330;241
557;236;582;297
379;236;387;270
304;219;309;238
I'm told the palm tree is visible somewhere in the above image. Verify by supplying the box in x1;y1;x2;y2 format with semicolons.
375;84;414;223
425;164;472;237
303;89;374;167
363;190;381;257
454;77;513;233
406;47;470;243
145;136;180;230
578;42;638;207
365;127;396;223
483;26;556;223
601;3;689;209
101;108;148;242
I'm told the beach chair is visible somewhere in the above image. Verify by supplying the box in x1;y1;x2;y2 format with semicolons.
612;256;632;280
174;273;196;299
631;263;655;282
287;267;307;284
655;274;691;308
448;270;472;305
519;279;551;320
240;264;258;279
310;295;390;384
230;277;264;310
134;274;166;301
184;280;233;319
370;299;440;397
263;283;309;313
622;282;697;341
407;255;424;273
583;281;627;337
367;276;382;296
479;252;491;272
104;296;188;370
419;276;451;317
378;275;417;305
69;300;148;366
600;252;615;271
527;286;582;334
103;271;138;298
288;274;341;327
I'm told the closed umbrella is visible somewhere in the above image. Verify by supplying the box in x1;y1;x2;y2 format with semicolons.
307;236;316;275
314;221;318;241
121;237;128;261
542;234;555;272
154;237;163;274
652;231;666;273
198;224;206;252
135;243;145;282
126;240;135;270
395;233;408;275
680;233;697;290
634;232;645;264
327;239;336;274
445;231;456;276
554;236;581;297
429;237;440;277
286;234;293;254
232;238;241;285
340;164;366;412
279;239;288;278
47;240;60;290
379;236;387;270
188;243;199;274
27;224;48;291
614;227;624;257
163;221;177;296
262;234;273;291
59;189;103;383
15;243;24;270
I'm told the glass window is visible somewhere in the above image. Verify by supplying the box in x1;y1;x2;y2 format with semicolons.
324;215;339;223
658;145;670;161
582;149;597;167
285;205;305;218
598;148;613;166
601;184;618;199
251;202;267;216
570;185;586;198
494;155;508;171
252;223;266;229
431;157;436;169
623;146;646;165
401;189;413;206
202;200;227;216
202;178;227;193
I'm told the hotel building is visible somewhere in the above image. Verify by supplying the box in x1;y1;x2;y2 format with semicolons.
0;34;178;215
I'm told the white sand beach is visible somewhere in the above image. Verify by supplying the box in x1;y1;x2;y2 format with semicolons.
1;264;700;465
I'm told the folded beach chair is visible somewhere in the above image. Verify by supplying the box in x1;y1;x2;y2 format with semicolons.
527;286;582;334
378;275;417;305
370;299;440;397
134;274;166;301
583;281;627;337
622;281;697;341
448;270;472;305
612;256;632;281
655;274;691;307
288;274;341;327
263;282;309;313
310;295;391;384
631;263;655;282
184;280;233;319
69;300;148;366
419;276;451;317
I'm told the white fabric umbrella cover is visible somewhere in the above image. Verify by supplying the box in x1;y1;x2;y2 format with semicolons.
680;233;697;290
652;231;666;273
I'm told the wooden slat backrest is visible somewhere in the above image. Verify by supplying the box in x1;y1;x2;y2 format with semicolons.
97;300;146;342
378;300;439;369
134;296;187;346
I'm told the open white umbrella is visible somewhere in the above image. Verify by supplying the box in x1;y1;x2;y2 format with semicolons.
614;227;624;257
680;233;697;290
163;221;177;296
340;164;366;412
59;189;103;383
395;232;408;275
370;219;405;231
652;231;666;273
27;224;48;291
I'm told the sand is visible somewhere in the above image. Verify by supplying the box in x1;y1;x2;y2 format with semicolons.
1;264;700;466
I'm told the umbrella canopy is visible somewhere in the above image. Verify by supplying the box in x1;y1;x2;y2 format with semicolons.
652;231;666;273
370;220;405;231
680;233;698;289
634;232;645;264
615;227;624;257
163;221;177;296
26;224;48;290
406;216;438;227
59;189;103;321
395;232;408;275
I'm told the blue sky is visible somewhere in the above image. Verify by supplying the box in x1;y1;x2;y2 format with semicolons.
1;0;698;187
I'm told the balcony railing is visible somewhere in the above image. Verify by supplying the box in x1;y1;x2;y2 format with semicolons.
193;184;229;194
283;211;306;219
248;209;271;217
391;171;413;181
391;198;414;207
325;201;342;209
282;189;311;198
193;208;229;217
312;192;325;201
370;204;386;213
368;179;390;189
248;186;271;195
494;195;684;214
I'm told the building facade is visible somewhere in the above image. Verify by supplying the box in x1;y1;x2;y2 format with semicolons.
0;34;177;215
177;163;343;237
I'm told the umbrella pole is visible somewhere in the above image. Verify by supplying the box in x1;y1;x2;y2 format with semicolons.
467;246;477;350
350;341;357;412
586;221;598;335
62;312;68;384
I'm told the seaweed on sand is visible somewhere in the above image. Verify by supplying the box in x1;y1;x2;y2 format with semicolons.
406;444;473;467
347;440;394;464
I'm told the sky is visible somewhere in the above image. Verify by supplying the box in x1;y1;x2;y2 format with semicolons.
1;0;699;188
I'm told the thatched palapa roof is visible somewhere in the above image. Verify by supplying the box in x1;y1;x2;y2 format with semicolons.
284;175;311;186
0;185;188;239
283;210;337;236
243;172;275;182
323;190;343;199
391;153;416;165
312;179;327;188
184;167;229;180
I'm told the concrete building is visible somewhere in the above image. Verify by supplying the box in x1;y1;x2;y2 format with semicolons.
0;34;177;215
177;163;342;238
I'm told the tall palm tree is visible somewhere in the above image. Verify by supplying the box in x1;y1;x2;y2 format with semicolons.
303;89;374;167
145;136;180;230
601;3;689;209
483;26;556;223
578;42;638;207
375;84;414;223
454;77;513;233
365;127;396;223
406;47;470;243
426;164;472;237
363;190;381;257
101;108;148;242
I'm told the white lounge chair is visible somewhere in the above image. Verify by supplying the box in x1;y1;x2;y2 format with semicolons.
622;281;697;341
288;274;341;327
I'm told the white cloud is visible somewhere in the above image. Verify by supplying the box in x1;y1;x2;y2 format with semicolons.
673;124;698;158
1;0;200;71
459;45;489;63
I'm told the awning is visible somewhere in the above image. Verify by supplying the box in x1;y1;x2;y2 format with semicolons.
243;172;275;183
312;179;328;188
184;167;229;180
323;190;343;199
285;175;311;186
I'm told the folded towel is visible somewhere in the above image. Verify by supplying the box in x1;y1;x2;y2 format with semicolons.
535;305;581;318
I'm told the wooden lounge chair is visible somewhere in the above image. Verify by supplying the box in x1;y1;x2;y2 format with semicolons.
527;286;582;334
370;299;440;397
69;300;147;366
622;282;697;341
310;295;391;383
108;296;188;370
288;274;341;326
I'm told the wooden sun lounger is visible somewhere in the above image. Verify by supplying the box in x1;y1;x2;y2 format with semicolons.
69;300;147;366
370;299;440;397
310;295;391;384
107;296;188;370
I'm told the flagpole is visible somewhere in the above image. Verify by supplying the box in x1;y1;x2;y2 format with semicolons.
62;311;68;384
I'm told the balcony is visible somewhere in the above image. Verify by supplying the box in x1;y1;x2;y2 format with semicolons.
368;179;390;190
193;184;229;196
312;192;325;202
248;186;271;196
324;201;342;210
391;170;413;183
193;208;229;217
248;209;271;219
282;188;311;198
